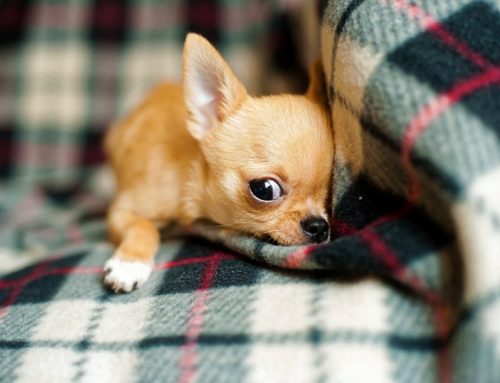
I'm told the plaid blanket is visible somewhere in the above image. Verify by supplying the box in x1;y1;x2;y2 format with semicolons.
2;0;500;382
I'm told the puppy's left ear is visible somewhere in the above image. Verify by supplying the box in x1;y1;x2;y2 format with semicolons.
306;60;329;107
183;33;248;141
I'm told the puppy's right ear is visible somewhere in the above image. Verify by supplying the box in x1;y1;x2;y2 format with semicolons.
183;33;248;141
306;60;329;107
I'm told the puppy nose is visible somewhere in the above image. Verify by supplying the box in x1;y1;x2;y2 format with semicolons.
300;216;329;243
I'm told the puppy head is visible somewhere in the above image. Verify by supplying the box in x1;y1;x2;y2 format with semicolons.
183;33;334;245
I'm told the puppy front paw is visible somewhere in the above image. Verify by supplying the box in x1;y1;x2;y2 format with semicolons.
103;258;153;293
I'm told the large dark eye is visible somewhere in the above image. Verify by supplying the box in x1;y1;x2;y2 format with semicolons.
249;179;283;202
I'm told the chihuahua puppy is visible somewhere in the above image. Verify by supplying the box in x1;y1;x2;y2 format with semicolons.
103;33;334;292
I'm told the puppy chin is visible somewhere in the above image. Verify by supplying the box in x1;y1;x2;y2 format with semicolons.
266;232;312;246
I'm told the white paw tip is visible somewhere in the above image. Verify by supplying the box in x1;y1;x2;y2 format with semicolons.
103;258;153;293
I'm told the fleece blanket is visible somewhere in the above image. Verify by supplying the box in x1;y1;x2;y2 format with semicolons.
1;0;500;382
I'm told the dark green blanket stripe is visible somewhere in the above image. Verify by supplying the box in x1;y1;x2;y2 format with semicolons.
0;332;441;351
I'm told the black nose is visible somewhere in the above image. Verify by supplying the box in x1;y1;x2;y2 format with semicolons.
300;216;329;243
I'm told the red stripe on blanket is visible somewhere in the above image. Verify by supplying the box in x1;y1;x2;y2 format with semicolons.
178;257;221;383
155;253;235;271
0;253;237;289
359;228;401;272
0;258;57;322
284;245;316;268
383;0;491;69
358;225;441;301
0;280;38;322
0;251;233;330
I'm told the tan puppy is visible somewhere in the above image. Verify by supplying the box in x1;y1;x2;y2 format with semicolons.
103;33;334;292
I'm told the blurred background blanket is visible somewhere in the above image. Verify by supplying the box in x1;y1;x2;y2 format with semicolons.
1;0;500;382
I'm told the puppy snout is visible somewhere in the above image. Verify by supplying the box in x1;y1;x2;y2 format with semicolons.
300;216;329;243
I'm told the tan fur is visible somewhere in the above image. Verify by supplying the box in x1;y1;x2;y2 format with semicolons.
103;34;334;292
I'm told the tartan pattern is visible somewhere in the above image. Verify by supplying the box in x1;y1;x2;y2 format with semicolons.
0;237;441;383
2;0;500;382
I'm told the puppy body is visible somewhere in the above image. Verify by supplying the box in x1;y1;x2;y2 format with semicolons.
105;84;197;228
104;34;334;292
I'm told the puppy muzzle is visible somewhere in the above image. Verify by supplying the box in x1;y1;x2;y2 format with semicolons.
300;216;329;243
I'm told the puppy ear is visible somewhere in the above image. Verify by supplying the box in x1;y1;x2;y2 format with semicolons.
183;33;248;141
306;60;329;107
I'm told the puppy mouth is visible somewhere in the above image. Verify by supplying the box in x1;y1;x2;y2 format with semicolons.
260;234;280;246
264;233;322;247
257;233;298;246
266;230;330;246
254;225;331;246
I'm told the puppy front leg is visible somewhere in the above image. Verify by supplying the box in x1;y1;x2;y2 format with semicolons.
104;205;159;293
